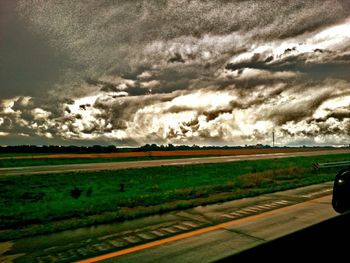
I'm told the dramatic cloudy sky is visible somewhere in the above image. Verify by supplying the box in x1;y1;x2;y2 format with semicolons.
0;0;350;146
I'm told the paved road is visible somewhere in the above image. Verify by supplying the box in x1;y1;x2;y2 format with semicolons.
86;190;337;263
0;182;337;262
1;149;349;176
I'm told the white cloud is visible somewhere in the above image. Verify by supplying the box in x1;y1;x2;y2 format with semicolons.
137;71;153;80
32;108;51;120
228;18;350;68
311;17;350;48
1;98;18;114
170;91;235;111
140;80;160;90
313;95;350;119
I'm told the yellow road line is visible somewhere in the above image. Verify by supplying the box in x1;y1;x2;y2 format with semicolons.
77;195;331;263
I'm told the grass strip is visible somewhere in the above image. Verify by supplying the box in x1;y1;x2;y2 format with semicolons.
1;153;349;241
0;155;214;168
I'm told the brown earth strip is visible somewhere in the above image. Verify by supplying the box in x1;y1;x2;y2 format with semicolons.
0;147;337;160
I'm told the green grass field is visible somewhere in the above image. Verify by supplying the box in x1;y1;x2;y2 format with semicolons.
1;153;349;241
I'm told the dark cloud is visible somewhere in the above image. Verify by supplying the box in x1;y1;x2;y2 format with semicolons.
0;1;80;100
268;92;331;125
1;1;350;146
168;53;185;63
100;84;118;93
226;50;350;81
328;111;350;121
14;0;349;81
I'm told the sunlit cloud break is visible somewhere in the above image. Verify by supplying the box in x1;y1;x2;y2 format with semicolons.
0;0;349;146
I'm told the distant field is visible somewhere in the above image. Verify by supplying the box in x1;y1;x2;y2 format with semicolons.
0;155;206;168
0;147;338;167
0;153;54;158
1;153;349;241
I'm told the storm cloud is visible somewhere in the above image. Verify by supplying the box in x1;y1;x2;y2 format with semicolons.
0;0;349;146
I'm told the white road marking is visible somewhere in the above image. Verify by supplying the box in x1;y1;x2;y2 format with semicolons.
108;239;127;248
247;206;266;211
173;224;190;231
301;188;332;198
240;207;261;212
150;230;166;237
136;233;155;240
235;210;252;215
221;214;237;219
265;203;280;207
221;200;293;222
161;227;178;234
98;233;119;240
255;205;274;209
123;236;141;244
230;212;244;217
275;200;290;204
182;221;198;228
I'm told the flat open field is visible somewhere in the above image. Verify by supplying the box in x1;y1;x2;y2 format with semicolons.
0;147;341;168
0;147;337;160
1;152;349;241
0;155;194;168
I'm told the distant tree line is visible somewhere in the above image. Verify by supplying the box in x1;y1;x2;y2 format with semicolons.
0;144;202;153
0;144;336;154
0;145;119;154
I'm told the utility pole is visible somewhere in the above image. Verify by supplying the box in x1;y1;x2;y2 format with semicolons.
272;129;275;148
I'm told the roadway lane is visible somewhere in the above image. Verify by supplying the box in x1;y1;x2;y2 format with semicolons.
86;195;337;263
1;149;349;176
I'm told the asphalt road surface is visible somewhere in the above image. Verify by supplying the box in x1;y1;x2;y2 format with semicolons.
1;149;349;176
84;188;337;263
0;182;337;262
